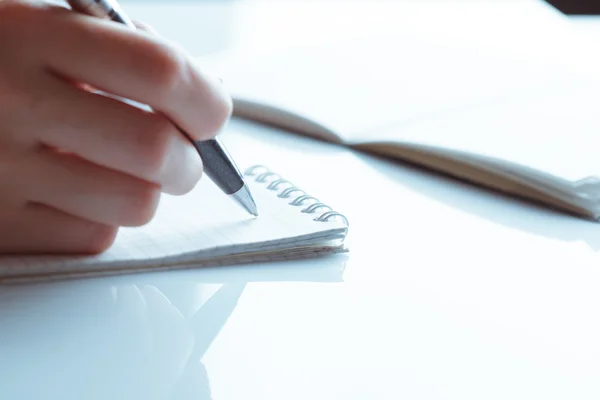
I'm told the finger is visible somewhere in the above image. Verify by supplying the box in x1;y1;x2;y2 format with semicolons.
32;76;202;195
35;8;232;140
19;146;162;227
0;202;117;255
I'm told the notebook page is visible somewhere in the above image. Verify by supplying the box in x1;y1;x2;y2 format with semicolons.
202;33;592;145
0;165;348;279
359;84;600;184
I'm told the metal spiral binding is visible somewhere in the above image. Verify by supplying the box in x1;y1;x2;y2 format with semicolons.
244;165;349;226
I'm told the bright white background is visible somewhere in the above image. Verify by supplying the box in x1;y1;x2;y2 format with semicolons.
2;1;600;399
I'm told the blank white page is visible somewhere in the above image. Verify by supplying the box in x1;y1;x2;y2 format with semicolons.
0;164;348;280
362;84;600;184
203;33;591;145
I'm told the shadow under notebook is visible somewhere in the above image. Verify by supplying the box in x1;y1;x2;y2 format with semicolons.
356;152;600;252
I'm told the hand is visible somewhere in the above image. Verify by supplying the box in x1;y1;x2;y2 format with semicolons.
0;0;232;254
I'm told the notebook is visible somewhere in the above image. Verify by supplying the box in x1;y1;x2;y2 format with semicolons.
0;164;349;283
197;30;600;221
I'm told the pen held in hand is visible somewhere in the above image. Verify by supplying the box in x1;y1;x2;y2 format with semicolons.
65;0;259;217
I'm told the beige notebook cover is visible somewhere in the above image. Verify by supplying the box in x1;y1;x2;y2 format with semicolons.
198;30;600;221
0;164;349;283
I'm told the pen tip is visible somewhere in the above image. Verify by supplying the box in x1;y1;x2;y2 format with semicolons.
245;202;259;217
231;185;259;217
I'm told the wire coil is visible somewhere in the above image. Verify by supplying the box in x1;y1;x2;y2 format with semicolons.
245;165;349;226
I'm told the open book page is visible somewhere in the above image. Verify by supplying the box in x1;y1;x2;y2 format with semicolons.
0;165;349;282
204;33;591;145
193;1;600;218
197;0;600;145
200;32;600;215
348;81;600;220
356;83;600;184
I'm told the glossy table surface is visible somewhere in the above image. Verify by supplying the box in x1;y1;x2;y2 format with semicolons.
3;1;600;399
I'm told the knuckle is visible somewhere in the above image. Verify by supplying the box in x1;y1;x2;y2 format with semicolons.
121;183;161;227
141;40;186;98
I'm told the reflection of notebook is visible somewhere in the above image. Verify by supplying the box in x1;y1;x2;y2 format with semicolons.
199;35;600;221
0;165;349;283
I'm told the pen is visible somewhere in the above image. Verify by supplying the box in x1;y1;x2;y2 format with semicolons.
66;0;258;217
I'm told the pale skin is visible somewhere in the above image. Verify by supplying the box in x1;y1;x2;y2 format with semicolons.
0;0;233;254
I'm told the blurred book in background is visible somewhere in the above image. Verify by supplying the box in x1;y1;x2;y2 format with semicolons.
545;0;600;14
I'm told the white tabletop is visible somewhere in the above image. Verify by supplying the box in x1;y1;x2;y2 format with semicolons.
3;1;600;399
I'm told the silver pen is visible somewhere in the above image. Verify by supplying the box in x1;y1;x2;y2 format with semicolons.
66;0;258;217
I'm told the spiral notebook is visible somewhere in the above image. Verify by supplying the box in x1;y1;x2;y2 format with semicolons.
0;165;349;283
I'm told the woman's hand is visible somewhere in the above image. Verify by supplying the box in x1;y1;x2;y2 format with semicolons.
0;0;232;254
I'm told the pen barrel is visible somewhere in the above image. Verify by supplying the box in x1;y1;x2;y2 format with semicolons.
67;0;136;29
67;0;255;213
194;139;244;195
